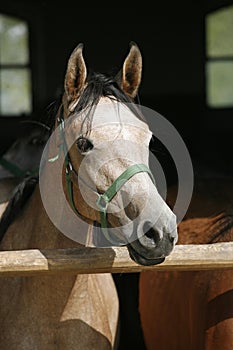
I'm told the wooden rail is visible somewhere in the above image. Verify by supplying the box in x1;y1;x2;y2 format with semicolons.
0;242;233;277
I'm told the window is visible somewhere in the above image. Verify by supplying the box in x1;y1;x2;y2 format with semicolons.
206;5;233;108
0;14;32;116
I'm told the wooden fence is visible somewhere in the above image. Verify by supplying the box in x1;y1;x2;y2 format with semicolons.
0;242;233;277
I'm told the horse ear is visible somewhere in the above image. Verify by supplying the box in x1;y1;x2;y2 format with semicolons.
116;42;142;98
64;43;87;103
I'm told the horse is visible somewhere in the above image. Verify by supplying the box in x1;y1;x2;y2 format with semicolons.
0;42;178;350
139;172;233;350
0;124;49;217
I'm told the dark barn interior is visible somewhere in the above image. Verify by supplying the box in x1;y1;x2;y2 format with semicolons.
0;0;232;349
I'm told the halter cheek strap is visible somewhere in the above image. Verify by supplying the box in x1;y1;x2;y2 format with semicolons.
49;111;89;221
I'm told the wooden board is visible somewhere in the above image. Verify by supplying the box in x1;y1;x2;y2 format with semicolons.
0;242;233;277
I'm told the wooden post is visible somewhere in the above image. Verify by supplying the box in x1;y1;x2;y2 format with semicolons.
0;242;233;277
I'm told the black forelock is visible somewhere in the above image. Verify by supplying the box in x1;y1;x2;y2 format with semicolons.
72;71;145;134
46;71;145;132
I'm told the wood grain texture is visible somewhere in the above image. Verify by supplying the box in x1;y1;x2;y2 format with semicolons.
0;242;233;277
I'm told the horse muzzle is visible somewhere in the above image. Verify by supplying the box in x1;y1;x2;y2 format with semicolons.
126;216;178;266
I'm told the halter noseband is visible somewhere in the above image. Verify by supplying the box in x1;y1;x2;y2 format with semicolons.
50;107;155;244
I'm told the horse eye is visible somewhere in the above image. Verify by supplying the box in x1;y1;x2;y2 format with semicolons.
76;137;93;153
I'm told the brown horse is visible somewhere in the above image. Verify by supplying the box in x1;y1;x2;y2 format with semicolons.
139;172;233;350
0;42;178;349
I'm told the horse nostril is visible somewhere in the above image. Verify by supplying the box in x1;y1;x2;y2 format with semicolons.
169;231;178;246
143;222;161;246
170;234;176;242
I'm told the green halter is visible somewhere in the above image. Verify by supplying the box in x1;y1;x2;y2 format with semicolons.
96;163;155;243
50;108;155;244
0;157;38;178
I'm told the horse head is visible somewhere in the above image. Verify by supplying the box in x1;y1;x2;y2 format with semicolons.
54;42;178;266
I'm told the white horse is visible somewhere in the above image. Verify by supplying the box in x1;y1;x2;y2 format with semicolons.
0;42;178;349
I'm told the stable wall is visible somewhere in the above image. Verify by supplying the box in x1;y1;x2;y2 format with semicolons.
0;0;232;175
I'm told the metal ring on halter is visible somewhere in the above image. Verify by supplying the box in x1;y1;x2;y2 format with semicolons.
96;194;109;212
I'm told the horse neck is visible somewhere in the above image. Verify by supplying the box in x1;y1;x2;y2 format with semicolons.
0;185;78;251
34;185;80;249
1;140;94;251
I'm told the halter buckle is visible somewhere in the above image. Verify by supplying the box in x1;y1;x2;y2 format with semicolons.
96;194;109;212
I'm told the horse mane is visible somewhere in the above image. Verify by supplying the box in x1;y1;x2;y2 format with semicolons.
0;176;38;242
47;71;145;132
209;212;233;243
